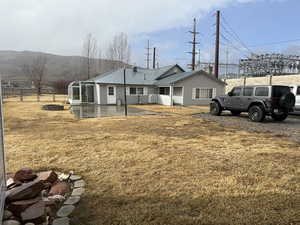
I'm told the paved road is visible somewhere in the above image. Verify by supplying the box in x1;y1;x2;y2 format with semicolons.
194;111;300;143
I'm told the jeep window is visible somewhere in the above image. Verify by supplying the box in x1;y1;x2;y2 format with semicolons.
232;87;241;96
255;87;269;96
243;87;253;96
297;86;300;95
272;86;290;97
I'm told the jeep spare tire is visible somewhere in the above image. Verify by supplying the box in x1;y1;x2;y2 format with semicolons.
279;92;295;109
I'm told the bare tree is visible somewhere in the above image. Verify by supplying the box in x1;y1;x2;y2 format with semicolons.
106;32;131;70
82;33;98;79
22;54;47;95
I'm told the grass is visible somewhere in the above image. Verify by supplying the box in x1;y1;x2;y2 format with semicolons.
3;96;300;225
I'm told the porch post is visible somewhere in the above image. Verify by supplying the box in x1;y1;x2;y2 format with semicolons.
170;85;173;106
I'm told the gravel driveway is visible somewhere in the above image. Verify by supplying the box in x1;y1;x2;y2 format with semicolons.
194;111;300;143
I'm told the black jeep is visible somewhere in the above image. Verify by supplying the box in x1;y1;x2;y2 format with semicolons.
210;85;295;122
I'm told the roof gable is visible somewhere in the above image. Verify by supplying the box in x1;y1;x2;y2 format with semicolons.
155;70;226;86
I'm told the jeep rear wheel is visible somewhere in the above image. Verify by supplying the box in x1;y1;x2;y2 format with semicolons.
210;101;222;116
248;105;265;122
230;110;241;116
271;109;288;121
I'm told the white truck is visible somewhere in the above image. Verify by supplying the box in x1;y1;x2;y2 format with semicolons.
289;85;300;111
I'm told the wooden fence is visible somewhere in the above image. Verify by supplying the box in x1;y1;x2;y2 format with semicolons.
2;88;67;102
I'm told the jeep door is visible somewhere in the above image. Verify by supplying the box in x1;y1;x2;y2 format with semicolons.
240;87;254;110
227;87;242;110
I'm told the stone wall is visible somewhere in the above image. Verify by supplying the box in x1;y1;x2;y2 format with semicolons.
224;74;300;93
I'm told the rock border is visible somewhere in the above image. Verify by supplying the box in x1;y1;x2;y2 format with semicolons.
3;171;85;225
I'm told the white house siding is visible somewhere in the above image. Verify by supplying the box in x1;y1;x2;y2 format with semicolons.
97;85;156;105
175;74;225;106
95;84;101;104
157;95;171;105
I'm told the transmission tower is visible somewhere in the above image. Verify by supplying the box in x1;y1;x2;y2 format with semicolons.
145;40;151;69
188;18;199;71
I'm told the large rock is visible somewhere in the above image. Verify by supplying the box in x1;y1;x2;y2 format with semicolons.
71;188;85;196
49;182;70;196
56;205;75;217
37;171;58;184
13;168;37;183
74;180;86;188
52;217;70;225
2;220;21;225
20;201;46;224
3;210;13;220
64;196;80;205
6;180;44;202
7;196;41;215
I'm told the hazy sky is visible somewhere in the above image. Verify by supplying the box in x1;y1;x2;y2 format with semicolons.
1;0;300;68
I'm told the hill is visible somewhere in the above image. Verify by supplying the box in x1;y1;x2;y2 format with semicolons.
0;50;124;82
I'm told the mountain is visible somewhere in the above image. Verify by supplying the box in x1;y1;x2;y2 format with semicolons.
0;50;125;82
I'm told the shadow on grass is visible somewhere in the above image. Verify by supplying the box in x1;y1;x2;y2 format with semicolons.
70;191;299;225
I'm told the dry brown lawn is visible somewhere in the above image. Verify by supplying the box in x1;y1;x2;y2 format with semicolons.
3;96;300;225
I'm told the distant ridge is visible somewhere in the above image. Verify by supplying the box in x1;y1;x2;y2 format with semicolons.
0;50;127;81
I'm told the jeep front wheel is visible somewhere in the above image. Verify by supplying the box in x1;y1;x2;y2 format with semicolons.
271;110;288;121
248;105;265;122
210;101;222;116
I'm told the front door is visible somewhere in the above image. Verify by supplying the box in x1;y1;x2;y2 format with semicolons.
107;86;116;104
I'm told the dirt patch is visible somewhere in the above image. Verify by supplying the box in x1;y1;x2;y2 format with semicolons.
195;111;300;143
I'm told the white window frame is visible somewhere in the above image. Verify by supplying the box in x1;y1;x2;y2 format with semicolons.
192;88;216;100
126;87;148;96
159;87;170;96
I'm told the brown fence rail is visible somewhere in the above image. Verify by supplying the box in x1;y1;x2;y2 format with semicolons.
2;88;67;102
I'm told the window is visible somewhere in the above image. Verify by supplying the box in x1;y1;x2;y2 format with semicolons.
129;87;136;95
193;88;214;99
297;87;300;96
232;87;241;96
255;87;269;96
243;87;253;96
137;87;144;95
108;87;114;96
272;86;290;97
159;87;170;95
129;87;145;95
173;87;183;96
72;87;80;100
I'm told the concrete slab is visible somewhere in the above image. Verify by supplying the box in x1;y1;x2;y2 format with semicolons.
70;105;158;118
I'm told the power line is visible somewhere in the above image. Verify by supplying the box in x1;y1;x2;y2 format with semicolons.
221;14;254;55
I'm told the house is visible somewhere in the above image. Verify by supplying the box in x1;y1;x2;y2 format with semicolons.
68;65;226;106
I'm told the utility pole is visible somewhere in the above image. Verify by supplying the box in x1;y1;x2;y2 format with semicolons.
214;10;220;79
145;40;151;69
153;47;156;69
188;18;199;71
123;68;127;116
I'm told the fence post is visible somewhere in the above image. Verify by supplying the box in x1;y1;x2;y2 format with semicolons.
269;75;273;85
52;94;55;102
20;89;23;102
37;92;40;102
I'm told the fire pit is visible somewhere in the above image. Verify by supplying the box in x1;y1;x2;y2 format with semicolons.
3;169;85;225
41;105;64;111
